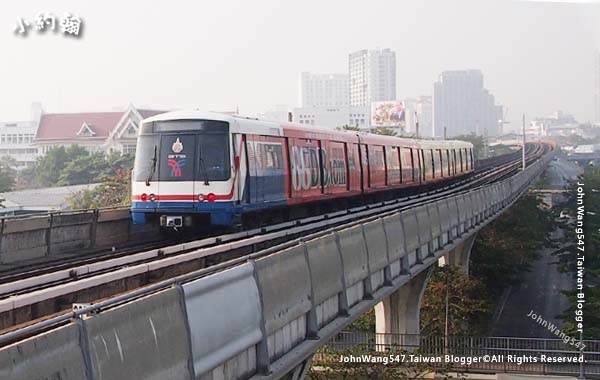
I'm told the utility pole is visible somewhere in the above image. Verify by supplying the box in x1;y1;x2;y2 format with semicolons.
484;127;489;158
415;111;419;138
444;266;450;355
443;126;447;140
522;114;526;171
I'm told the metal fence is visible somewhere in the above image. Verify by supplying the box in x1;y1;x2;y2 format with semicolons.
315;332;600;378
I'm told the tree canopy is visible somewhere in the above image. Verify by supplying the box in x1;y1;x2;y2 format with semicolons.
0;156;16;193
453;134;485;159
18;146;134;189
372;127;398;136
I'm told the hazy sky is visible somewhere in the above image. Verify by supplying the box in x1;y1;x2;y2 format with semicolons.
1;0;598;132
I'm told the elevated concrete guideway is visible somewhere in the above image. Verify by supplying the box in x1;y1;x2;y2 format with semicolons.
0;148;555;380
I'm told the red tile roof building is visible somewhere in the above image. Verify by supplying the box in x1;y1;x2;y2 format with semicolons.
35;105;165;155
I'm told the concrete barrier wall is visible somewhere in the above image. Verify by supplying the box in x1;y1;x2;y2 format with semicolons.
0;150;553;380
0;323;88;380
86;287;193;380
304;234;344;308
400;208;420;254
337;225;369;290
0;208;159;265
382;213;406;264
363;219;389;275
183;263;262;378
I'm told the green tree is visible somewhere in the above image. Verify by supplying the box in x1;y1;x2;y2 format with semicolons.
105;151;135;174
372;127;398;136
453;134;485;159
26;146;136;188
349;308;376;332
33;146;89;187
337;124;361;132
57;152;109;186
471;194;551;297
67;169;132;209
0;156;16;192
310;346;455;380
421;265;492;336
554;167;600;339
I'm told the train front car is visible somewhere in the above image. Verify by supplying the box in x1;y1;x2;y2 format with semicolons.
131;112;239;228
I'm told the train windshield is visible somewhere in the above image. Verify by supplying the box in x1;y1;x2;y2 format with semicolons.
133;135;159;183
133;124;230;183
156;133;230;182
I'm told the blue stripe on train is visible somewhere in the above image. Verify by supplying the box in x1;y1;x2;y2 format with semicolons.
131;173;287;226
131;198;288;226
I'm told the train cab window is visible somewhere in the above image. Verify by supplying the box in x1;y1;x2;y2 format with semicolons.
197;134;231;181
158;134;197;182
133;134;159;182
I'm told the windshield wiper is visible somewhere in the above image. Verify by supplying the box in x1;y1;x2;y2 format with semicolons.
199;156;210;186
145;145;157;186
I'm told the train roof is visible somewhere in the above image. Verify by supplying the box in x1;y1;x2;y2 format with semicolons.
142;110;473;149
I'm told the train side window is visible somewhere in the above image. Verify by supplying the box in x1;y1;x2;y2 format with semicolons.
421;149;426;181
453;150;457;174
400;147;412;183
465;148;470;170
419;149;425;180
439;149;446;177
468;148;471;170
470;148;474;170
410;148;419;182
433;149;441;178
385;146;400;185
429;149;435;179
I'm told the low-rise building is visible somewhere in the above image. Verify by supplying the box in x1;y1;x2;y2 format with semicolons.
34;104;164;155
0;183;99;217
0;103;43;170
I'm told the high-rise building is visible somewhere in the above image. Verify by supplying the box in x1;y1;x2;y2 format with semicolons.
300;72;349;108
349;48;396;107
433;70;499;138
595;50;600;123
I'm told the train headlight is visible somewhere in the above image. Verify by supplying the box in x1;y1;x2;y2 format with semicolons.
149;193;156;202
198;194;205;202
206;193;216;203
141;193;148;202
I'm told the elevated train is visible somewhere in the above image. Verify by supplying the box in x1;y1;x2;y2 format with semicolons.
131;111;474;228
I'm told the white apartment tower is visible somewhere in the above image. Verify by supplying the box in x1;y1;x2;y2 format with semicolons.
349;48;396;106
300;72;349;107
433;70;499;138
